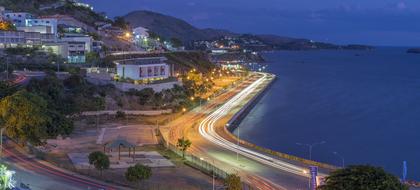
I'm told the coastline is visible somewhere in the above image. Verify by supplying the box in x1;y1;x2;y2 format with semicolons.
221;72;338;171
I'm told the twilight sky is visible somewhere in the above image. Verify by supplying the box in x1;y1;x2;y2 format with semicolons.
81;0;420;46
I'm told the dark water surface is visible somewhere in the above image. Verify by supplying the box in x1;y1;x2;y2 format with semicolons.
234;47;420;180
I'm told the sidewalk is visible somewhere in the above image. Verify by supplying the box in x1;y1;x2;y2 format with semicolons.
80;109;172;116
5;140;132;190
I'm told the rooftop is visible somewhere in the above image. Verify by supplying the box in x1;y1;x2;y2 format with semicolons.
114;57;168;66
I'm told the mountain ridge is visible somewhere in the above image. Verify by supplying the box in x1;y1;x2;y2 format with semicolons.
123;10;373;50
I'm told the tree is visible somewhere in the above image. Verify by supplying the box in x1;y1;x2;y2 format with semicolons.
86;52;101;65
170;37;183;48
225;173;242;190
46;110;73;137
26;74;65;110
0;81;17;99
0;21;16;31
125;163;152;188
0;90;49;146
319;165;408;190
0;164;16;189
176;137;191;158
113;16;130;30
88;151;110;176
129;88;155;105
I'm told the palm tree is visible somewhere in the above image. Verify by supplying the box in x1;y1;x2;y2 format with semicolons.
177;137;192;158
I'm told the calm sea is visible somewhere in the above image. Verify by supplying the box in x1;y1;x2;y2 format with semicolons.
234;47;420;180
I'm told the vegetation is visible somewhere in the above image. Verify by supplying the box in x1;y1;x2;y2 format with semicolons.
0;90;49;145
125;163;152;188
116;111;126;119
0;81;17;99
0;164;16;189
113;16;130;30
0;0;56;12
44;1;109;25
225;173;242;190
0;72;114;146
165;51;215;73
319;165;408;190
88;151;110;176
5;47;39;55
182;70;214;98
86;52;101;66
170;37;182;47
0;21;16;31
126;85;194;111
27;74;105;115
176;137;192;158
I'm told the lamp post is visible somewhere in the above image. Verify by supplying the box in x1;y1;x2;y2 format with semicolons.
5;57;10;81
0;127;8;158
236;124;239;161
200;157;215;190
333;152;345;168
296;141;326;160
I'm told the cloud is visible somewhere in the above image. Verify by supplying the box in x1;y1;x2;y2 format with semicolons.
397;2;407;10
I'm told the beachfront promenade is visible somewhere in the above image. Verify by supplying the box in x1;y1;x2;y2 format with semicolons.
161;72;325;189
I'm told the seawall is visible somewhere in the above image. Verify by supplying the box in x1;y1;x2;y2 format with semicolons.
223;72;338;171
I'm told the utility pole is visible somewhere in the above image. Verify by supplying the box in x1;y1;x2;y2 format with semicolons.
6;57;9;81
237;125;239;160
333;152;345;168
296;141;326;160
0;128;5;158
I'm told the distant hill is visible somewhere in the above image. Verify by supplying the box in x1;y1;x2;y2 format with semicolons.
123;10;373;50
407;48;420;54
123;10;236;43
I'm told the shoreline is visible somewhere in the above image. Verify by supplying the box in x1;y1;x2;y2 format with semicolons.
222;72;338;171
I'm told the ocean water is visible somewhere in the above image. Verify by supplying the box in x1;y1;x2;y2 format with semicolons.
234;47;420;180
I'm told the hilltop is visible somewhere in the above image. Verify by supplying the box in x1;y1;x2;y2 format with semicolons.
123;10;235;43
0;0;110;26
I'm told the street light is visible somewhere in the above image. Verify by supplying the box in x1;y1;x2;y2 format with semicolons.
200;157;215;190
0;126;9;158
296;141;326;160
333;152;345;168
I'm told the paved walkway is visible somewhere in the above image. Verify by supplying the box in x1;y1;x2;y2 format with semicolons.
68;151;174;169
81;109;172;116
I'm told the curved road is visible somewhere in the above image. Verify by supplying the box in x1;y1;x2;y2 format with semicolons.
2;142;123;190
166;73;316;190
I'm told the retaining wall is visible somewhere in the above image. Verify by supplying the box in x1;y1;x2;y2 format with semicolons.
224;73;338;171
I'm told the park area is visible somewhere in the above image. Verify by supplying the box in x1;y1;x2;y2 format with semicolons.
33;113;220;189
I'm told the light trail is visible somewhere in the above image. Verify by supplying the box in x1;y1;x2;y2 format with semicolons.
199;73;318;182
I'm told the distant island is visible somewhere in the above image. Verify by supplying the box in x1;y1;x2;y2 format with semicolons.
407;48;420;54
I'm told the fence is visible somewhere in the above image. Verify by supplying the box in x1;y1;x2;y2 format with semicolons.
156;129;255;190
27;143;215;190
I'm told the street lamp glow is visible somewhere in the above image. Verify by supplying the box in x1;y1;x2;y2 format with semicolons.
182;108;187;112
190;97;195;101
